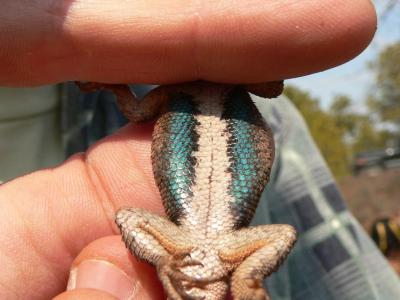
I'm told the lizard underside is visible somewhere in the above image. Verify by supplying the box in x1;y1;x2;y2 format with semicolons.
78;80;297;300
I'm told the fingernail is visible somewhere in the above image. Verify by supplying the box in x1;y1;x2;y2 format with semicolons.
67;259;137;300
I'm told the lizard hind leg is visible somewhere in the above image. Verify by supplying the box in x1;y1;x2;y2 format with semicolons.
115;207;195;264
218;224;297;300
116;208;232;299
115;208;201;299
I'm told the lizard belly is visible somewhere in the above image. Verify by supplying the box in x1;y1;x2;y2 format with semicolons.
151;85;274;236
182;98;235;236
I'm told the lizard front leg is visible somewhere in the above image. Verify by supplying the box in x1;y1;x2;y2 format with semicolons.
244;81;284;98
219;224;296;300
76;82;170;123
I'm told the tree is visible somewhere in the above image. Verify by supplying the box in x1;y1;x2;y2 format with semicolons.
329;95;360;137
352;120;395;154
284;86;350;177
284;84;397;178
330;95;395;155
369;42;400;128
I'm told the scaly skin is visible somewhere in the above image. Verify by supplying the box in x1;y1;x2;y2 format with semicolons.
78;80;296;300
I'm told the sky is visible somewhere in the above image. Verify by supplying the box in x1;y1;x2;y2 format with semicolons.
286;1;400;111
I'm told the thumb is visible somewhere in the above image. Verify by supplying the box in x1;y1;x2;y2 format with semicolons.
54;236;164;300
54;289;119;300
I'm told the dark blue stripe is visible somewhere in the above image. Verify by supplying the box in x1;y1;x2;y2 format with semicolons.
222;87;271;228
157;93;199;223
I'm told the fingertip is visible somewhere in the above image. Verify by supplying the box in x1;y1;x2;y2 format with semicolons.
54;289;118;300
198;0;378;81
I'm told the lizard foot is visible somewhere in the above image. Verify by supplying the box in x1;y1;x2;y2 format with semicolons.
158;252;203;283
171;251;204;269
157;257;207;300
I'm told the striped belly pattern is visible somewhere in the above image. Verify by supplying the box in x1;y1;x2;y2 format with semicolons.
151;86;274;235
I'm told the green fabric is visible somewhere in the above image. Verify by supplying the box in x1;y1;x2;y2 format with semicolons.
0;85;63;182
253;95;400;300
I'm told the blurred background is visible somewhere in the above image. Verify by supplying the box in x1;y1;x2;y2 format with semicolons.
286;0;400;272
286;0;400;226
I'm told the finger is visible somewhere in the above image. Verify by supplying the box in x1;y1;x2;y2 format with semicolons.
1;0;376;85
54;289;118;300
59;236;163;300
0;124;162;298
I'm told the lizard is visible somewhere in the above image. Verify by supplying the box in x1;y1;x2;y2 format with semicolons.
77;80;297;300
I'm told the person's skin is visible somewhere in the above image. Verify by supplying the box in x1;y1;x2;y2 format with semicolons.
0;0;376;299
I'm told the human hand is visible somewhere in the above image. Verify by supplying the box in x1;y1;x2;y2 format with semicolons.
2;0;375;86
0;1;376;299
